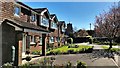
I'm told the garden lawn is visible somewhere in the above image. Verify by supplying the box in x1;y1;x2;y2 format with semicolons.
46;45;93;55
102;46;120;52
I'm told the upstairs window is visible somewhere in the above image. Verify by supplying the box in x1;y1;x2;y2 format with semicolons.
51;22;57;29
31;13;36;22
41;17;49;27
14;6;20;16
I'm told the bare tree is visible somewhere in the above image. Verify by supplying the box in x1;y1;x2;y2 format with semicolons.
94;4;120;49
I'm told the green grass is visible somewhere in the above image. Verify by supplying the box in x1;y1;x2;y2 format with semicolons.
46;45;93;55
94;41;120;46
31;50;42;55
101;46;109;49
101;46;120;52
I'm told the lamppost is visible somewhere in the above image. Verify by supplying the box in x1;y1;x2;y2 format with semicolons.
90;23;91;30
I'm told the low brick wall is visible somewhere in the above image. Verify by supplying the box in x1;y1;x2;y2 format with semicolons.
30;44;42;52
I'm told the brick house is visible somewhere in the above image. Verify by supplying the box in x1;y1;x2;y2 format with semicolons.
48;14;59;49
0;1;66;66
58;21;66;45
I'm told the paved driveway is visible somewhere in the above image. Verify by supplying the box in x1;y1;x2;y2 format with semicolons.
22;43;120;68
53;54;117;67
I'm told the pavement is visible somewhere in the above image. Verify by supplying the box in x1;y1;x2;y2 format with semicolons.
22;43;120;68
53;54;117;67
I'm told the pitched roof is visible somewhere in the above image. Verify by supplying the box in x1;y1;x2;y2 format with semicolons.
34;8;51;19
17;1;33;10
33;8;47;13
50;14;58;22
50;14;55;18
59;21;65;26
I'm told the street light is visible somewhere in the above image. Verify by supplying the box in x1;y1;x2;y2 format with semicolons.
90;23;91;30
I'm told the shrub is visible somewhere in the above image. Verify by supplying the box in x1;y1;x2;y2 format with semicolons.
54;50;61;55
50;57;56;60
25;56;32;61
25;49;30;55
77;61;86;68
2;62;13;68
75;45;79;48
31;50;41;55
49;50;55;55
66;61;72;68
67;49;74;54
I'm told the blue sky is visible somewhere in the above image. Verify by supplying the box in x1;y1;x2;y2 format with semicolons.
23;2;115;30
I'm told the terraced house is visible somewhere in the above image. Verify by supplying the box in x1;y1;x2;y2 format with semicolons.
0;0;66;66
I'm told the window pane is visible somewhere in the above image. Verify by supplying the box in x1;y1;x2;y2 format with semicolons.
51;22;57;29
14;6;20;16
41;18;49;26
31;14;36;22
49;37;54;43
40;37;42;44
35;36;40;43
56;37;60;42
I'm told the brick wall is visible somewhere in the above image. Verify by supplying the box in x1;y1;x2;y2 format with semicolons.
30;45;42;52
1;2;14;21
49;29;59;47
